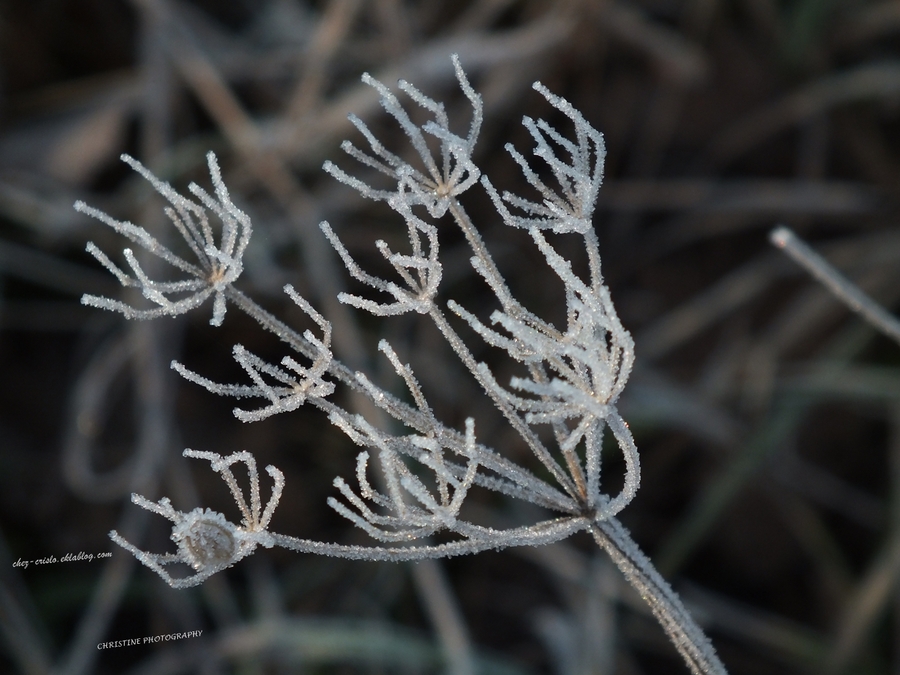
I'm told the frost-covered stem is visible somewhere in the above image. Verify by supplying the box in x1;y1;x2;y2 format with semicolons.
447;199;515;303
770;226;900;346
270;514;590;561
603;412;640;518
427;305;578;500
559;429;589;500
589;519;727;675
226;286;574;509
225;286;423;430
583;228;604;297
538;384;590;501
319;392;575;512
224;287;310;354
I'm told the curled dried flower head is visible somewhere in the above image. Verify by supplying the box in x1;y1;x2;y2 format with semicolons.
323;54;482;218
171;284;336;422
78;152;252;326
110;450;283;588
481;83;606;235
319;191;443;317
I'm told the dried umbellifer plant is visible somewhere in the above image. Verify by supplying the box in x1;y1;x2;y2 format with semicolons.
77;55;727;675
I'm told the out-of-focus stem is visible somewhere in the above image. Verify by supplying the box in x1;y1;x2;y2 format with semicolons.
771;226;900;346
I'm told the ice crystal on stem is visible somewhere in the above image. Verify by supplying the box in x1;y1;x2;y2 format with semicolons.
77;152;251;326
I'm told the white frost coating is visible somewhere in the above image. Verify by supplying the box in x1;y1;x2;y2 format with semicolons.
323;53;482;219
94;56;726;675
78;152;251;326
481;83;606;235
110;450;282;588
171;284;335;422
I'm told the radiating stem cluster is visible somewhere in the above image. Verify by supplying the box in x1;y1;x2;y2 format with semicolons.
78;55;726;674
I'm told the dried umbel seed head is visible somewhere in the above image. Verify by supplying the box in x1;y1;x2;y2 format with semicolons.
172;508;237;571
110;452;282;588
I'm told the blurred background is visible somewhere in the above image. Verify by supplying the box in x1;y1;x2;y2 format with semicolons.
1;0;900;673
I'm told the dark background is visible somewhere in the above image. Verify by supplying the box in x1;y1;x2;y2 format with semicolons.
1;1;900;673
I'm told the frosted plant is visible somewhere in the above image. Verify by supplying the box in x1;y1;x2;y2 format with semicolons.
323;54;481;219
79;57;727;674
110;450;283;589
480;84;605;235
449;226;637;520
77;152;251;326
172;284;336;422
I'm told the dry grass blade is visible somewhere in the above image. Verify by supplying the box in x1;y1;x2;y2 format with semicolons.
598;179;880;215
828;530;900;673
590;2;709;85
0;581;51;675
711;62;900;166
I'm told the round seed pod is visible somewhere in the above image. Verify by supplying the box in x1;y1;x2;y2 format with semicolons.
172;508;238;571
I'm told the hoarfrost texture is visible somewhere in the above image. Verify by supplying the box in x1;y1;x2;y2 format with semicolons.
78;152;251;327
79;56;726;674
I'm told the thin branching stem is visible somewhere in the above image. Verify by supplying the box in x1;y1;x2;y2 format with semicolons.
427;305;580;501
